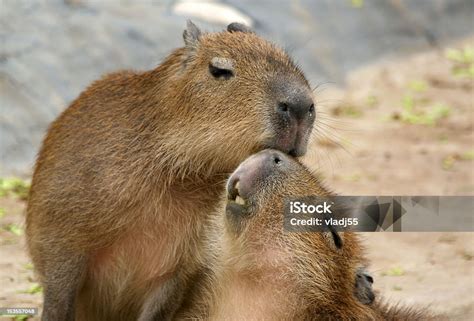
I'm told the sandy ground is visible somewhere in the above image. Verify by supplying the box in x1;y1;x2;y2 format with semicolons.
301;37;474;319
0;40;473;319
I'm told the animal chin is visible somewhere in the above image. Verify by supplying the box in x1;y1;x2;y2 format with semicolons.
266;132;306;157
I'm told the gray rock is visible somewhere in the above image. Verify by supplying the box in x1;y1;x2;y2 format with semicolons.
0;0;472;176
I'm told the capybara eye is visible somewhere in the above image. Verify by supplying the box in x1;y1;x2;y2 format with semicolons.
365;274;374;284
273;155;282;164
209;57;235;80
209;64;234;79
309;103;315;116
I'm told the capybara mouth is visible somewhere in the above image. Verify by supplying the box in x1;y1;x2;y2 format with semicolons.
227;177;246;206
225;149;287;217
225;171;251;222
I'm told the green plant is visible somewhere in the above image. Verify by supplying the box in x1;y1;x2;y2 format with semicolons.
407;80;428;92
366;94;378;108
23;283;43;295
350;0;364;8
0;178;30;200
382;266;405;277
400;94;450;126
5;224;24;236
445;46;474;79
441;150;474;170
333;104;363;118
461;150;474;161
442;155;456;170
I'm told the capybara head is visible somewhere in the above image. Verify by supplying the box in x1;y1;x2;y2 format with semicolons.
165;22;315;172
223;149;373;318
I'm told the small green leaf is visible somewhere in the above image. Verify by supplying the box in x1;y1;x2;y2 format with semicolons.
343;105;363;118
25;283;43;294
0;177;30;200
408;80;428;92
445;47;474;79
461;150;474;161
445;48;464;63
386;266;405;276
350;0;364;8
442;155;456;170
5;224;24;236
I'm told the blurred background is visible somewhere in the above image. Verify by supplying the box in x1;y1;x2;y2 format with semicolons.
0;0;473;320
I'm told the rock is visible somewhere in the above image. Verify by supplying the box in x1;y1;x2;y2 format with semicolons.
0;0;472;175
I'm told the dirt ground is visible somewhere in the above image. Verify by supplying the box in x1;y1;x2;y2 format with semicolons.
1;39;473;319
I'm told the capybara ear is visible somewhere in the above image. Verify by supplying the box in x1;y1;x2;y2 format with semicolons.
227;22;253;33
354;268;375;305
182;20;202;66
183;20;202;48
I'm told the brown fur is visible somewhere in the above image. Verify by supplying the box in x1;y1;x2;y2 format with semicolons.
176;150;445;321
26;22;315;321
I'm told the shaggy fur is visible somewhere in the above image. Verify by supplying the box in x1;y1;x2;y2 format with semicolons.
175;150;445;321
26;22;314;321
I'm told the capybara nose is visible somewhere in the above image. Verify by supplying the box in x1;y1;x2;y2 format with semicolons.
227;149;286;203
277;93;314;121
271;82;315;157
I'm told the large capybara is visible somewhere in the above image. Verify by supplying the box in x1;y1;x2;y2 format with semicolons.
26;22;316;321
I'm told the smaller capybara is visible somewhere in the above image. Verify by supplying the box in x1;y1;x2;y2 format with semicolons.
175;149;444;321
26;21;317;321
